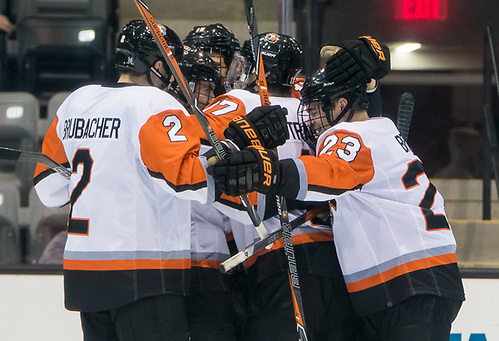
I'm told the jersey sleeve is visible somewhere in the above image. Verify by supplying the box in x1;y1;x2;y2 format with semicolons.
139;109;214;203
203;94;248;139
295;129;375;201
33;116;71;208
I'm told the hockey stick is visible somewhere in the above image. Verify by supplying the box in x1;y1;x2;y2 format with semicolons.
133;0;268;240
397;92;414;141
0;146;71;180
220;205;323;273
243;1;308;339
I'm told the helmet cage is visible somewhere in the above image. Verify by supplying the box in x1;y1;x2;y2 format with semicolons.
298;70;368;152
224;51;253;91
181;47;224;109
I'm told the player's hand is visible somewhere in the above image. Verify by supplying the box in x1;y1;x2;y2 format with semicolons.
203;140;233;166
207;146;280;197
224;105;288;150
324;36;390;87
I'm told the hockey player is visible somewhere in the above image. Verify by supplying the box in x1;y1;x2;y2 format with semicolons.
33;19;195;340
209;38;466;341
180;24;242;341
32;19;287;341
206;32;364;341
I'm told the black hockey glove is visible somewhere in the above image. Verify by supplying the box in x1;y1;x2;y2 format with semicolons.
207;146;280;197
224;105;289;150
324;36;390;87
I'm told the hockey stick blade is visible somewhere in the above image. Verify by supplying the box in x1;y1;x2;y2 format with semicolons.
133;0;268;240
220;205;323;273
0;146;71;179
397;92;414;141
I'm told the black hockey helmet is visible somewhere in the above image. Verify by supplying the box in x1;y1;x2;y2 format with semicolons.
183;23;240;69
298;68;368;151
254;32;303;86
115;19;183;74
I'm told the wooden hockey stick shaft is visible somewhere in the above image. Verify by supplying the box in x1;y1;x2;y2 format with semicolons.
133;0;268;240
242;0;308;339
0;146;71;179
397;92;414;141
220;205;323;273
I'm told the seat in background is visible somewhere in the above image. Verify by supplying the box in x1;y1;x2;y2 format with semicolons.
38;91;70;140
0;180;20;264
14;0;118;98
0;91;39;206
16;16;110;97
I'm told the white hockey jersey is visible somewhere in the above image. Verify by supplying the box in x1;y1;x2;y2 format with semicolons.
290;117;465;315
204;89;335;283
34;83;216;311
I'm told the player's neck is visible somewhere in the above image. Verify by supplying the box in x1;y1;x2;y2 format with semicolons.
351;110;369;122
118;73;148;86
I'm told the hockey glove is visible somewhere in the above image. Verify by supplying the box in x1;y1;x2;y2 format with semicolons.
324;36;390;87
207;146;280;197
224;105;289;150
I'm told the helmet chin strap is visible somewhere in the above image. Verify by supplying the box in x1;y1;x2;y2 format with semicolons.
148;66;170;90
327;100;354;127
326;92;364;127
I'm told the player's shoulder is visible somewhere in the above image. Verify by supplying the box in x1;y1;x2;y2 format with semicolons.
121;85;187;113
225;89;261;108
334;117;395;133
269;96;300;111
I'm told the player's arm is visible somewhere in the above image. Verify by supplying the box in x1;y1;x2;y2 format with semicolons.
139;109;216;204
33;116;71;208
208;129;375;202
204;94;289;150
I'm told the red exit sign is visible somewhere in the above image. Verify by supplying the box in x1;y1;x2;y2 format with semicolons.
395;0;448;21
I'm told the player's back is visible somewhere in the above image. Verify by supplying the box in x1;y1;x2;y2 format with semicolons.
54;84;191;251
320;117;464;315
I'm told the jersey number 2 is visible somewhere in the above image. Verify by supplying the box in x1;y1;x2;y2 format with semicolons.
68;148;93;235
402;160;449;231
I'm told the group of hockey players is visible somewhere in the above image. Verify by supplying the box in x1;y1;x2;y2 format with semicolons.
33;15;465;341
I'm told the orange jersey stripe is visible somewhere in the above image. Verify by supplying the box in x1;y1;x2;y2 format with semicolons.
64;258;191;271
34;116;69;177
219;191;258;206
191;258;222;269
345;253;457;293
245;231;333;268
